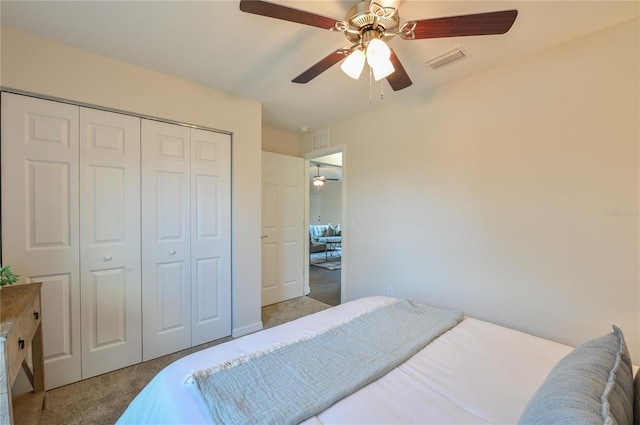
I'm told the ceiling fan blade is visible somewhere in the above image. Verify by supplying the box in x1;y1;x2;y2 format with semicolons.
292;49;347;84
239;0;340;30
400;9;518;40
386;49;412;91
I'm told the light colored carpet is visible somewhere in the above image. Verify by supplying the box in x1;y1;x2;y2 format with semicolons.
262;295;332;327
39;296;331;425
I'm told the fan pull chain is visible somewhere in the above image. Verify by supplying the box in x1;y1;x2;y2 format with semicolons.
369;67;373;104
366;67;387;102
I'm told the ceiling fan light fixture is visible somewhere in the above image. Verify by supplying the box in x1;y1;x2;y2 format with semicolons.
364;37;394;80
240;1;519;92
340;49;366;79
372;57;395;81
313;164;325;188
366;38;391;67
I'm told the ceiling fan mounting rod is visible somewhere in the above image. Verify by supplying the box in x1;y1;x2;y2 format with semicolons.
361;27;385;46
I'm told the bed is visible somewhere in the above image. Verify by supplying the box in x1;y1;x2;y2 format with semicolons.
117;296;638;425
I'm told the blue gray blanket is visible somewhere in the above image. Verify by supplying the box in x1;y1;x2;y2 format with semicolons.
189;299;463;425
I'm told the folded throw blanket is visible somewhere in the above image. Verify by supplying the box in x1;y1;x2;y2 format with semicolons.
188;298;463;425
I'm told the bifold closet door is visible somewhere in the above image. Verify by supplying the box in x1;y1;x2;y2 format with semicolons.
141;120;192;361
1;93;82;389
79;108;142;378
141;120;232;360
190;129;231;346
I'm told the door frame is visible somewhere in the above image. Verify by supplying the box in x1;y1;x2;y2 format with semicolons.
303;144;346;304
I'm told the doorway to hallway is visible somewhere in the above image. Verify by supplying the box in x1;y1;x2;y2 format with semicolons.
305;148;344;306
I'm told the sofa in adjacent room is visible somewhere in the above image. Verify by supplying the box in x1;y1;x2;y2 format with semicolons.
309;224;341;257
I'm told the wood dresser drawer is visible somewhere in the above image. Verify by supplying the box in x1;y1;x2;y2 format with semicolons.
1;282;45;425
5;292;41;384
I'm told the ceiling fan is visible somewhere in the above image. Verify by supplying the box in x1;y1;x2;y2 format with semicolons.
239;0;518;91
313;164;340;187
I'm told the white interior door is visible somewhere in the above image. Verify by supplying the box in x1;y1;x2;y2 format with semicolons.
309;193;322;224
190;129;231;346
1;93;81;389
79;108;141;378
141;119;191;361
261;152;304;306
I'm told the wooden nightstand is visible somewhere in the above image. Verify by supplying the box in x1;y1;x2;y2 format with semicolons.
1;282;45;424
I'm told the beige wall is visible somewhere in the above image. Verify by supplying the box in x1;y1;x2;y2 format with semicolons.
262;126;300;156
0;8;2;89
0;26;264;336
306;18;640;362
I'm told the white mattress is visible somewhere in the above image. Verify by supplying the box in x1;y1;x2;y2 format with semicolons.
117;296;572;424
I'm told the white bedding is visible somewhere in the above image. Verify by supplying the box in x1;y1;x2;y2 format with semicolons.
117;296;573;424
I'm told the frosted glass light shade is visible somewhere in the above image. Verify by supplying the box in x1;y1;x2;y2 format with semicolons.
372;58;395;81
340;50;366;79
366;38;391;68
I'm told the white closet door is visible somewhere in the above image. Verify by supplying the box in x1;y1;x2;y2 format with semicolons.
141;119;191;361
1;93;81;389
190;129;231;346
261;152;305;306
79;108;141;378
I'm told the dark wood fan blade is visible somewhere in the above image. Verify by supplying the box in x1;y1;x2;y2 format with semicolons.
402;9;518;40
292;49;346;84
239;0;340;30
386;49;412;91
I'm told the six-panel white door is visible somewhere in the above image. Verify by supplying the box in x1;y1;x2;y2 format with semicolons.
190;129;232;346
79;108;142;378
141;120;192;361
1;93;82;389
261;152;305;306
2;93;231;383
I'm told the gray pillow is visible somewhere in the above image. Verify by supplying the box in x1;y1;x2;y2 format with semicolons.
519;326;633;425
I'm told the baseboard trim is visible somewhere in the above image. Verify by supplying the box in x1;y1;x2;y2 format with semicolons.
232;321;263;338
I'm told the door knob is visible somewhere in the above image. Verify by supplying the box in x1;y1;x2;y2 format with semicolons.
168;249;176;255
104;255;113;261
261;235;268;239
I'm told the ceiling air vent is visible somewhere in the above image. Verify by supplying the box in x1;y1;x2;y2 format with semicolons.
426;46;470;70
312;130;330;150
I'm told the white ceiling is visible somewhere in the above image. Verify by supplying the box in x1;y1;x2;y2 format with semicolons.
2;1;638;133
